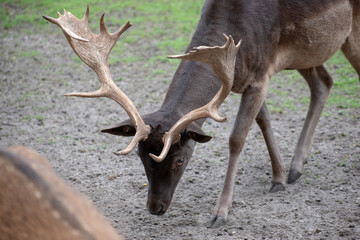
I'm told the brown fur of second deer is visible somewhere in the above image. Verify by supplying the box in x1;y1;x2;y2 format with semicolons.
0;146;122;240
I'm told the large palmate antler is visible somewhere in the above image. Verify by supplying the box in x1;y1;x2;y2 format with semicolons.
43;6;150;155
150;35;241;162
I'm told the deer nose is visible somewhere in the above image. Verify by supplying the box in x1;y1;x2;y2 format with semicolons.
147;200;166;215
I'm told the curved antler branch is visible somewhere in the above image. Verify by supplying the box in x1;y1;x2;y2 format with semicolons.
149;34;241;162
43;6;150;155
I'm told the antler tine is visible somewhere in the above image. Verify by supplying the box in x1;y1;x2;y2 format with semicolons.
43;10;89;42
150;34;241;162
42;15;59;25
82;5;90;21
45;6;150;156
100;13;108;35
113;21;133;39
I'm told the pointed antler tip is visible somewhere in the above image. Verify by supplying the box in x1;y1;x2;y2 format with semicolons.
167;54;187;60
100;13;108;34
100;13;105;24
236;39;242;48
112;20;133;37
42;15;57;24
124;21;133;29
219;116;227;122
83;5;90;20
149;153;163;163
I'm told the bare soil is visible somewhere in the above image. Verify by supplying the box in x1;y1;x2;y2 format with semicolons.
1;24;359;240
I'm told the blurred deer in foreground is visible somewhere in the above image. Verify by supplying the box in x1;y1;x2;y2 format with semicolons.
44;0;360;228
0;146;122;240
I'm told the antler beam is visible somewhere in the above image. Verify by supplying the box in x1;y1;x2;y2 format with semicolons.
43;6;150;155
149;34;241;162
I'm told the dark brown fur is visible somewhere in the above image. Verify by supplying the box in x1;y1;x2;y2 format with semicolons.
103;0;359;227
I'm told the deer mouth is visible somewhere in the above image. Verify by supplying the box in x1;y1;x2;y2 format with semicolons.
147;200;168;215
149;206;165;216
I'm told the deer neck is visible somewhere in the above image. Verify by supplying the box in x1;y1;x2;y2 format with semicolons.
160;0;278;126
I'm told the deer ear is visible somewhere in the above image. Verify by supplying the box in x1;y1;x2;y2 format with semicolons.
101;119;136;136
186;123;212;143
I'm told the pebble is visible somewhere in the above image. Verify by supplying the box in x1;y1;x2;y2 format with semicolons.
229;230;236;236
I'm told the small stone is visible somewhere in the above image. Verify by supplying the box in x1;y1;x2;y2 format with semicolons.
109;174;117;180
229;230;236;236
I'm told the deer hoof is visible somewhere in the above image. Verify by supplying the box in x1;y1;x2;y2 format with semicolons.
207;215;226;228
287;170;302;184
269;183;285;193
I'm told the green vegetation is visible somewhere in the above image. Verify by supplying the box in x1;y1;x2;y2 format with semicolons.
327;52;360;109
18;50;40;57
0;0;203;54
1;0;358;112
21;114;44;121
268;51;359;114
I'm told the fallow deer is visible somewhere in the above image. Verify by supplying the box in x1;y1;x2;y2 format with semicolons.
44;0;360;228
0;146;122;240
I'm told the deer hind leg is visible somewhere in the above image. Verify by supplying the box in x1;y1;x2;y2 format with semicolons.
341;33;360;80
255;103;286;192
288;65;333;184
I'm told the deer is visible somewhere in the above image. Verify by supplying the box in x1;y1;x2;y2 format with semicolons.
0;146;122;240
43;0;359;228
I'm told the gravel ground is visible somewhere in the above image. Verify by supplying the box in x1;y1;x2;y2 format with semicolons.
1;21;359;240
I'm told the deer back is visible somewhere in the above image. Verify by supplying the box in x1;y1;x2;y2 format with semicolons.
0;146;121;240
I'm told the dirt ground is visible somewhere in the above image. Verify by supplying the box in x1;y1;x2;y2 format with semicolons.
1;21;360;240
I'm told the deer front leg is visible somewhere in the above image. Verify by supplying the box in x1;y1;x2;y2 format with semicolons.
208;77;270;228
288;65;333;183
256;103;286;192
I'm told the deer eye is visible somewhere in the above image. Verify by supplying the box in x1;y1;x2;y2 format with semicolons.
176;158;184;167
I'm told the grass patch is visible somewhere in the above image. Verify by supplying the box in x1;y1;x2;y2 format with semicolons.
109;55;143;65
269;51;359;114
1;0;204;68
18;50;40;57
2;0;358;112
15;90;35;102
327;52;359;109
1;0;203;55
21;114;44;121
